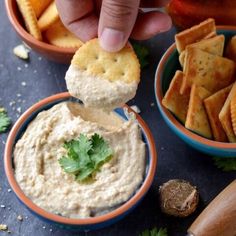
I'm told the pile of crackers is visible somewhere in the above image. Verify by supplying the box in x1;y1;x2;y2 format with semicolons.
16;0;83;48
162;18;236;143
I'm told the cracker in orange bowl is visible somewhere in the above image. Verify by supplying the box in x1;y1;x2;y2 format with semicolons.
38;1;59;31
30;0;52;18
230;93;236;136
185;85;212;139
219;82;236;142
181;48;235;94
162;71;190;123
65;39;140;110
44;20;83;48
16;0;42;40
204;85;232;142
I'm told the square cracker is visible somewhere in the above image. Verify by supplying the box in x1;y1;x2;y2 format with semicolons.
226;35;236;63
30;0;52;18
185;85;212;139
179;35;225;68
181;48;235;94
204;85;232;142
230;93;236;136
175;18;216;53
219;82;236;142
162;71;190;123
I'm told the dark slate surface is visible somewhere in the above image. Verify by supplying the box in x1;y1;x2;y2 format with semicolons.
0;2;235;235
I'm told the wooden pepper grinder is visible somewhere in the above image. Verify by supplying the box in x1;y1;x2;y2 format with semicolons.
188;180;236;236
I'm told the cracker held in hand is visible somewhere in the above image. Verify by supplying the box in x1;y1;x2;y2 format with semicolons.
38;1;59;31
30;0;52;18
185;85;212;139
204;85;232;142
219;82;236;142
16;0;42;40
181;48;235;94
162;71;190;123
45;20;83;48
175;18;216;53
179;35;225;68
65;38;140;110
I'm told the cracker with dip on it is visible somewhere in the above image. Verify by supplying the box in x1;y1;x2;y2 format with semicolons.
65;38;140;110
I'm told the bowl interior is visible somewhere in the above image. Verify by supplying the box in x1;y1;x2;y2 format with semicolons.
5;93;156;226
156;27;236;156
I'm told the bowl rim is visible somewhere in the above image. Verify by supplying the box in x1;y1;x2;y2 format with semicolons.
5;0;76;54
4;92;157;225
155;25;236;150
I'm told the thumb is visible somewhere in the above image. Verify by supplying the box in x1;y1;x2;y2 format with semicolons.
98;0;140;52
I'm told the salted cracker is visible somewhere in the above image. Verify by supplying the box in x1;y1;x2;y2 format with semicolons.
226;35;236;63
45;20;83;48
181;48;235;94
231;93;236;136
179;35;225;68
38;1;59;31
219;82;236;142
162;71;190;123
16;0;42;40
30;0;52;18
65;38;140;110
13;44;30;60
185;85;212;139
204;85;232;142
175;18;216;53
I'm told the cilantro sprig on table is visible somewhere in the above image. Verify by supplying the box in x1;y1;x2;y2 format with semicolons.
0;107;11;133
59;133;113;181
139;227;168;236
132;43;150;69
213;157;236;171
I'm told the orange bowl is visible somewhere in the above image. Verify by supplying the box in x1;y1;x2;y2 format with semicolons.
5;0;76;64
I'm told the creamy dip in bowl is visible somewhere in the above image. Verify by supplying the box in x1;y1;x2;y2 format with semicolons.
4;93;157;230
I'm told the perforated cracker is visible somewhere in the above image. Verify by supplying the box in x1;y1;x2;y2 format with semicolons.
185;85;212;139
204;85;232;142
181;48;235;94
71;38;140;83
162;71;190;123
16;0;42;40
175;18;216;53
38;1;59;31
45;20;83;48
219;82;236;142
30;0;52;18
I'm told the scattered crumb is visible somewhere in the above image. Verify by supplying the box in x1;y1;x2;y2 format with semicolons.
42;226;46;229
7;189;11;193
2;140;5;145
24;64;28;68
150;102;155;107
33;70;37;74
130;105;141;114
17;99;22;103
49;229;53;232
13;44;29;60
17;107;22;113
22;100;26;103
25;216;28;219
38;57;42;61
0;224;8;231
17;94;21;97
21;81;26;87
1;205;6;208
7;230;11;234
17;215;23;221
7;207;11;210
9;101;16;106
17;67;22;71
161;147;165;151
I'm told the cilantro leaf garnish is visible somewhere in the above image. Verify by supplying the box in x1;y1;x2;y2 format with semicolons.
0;108;11;133
213;157;236;172
132;43;149;69
139;227;168;236
59;133;113;181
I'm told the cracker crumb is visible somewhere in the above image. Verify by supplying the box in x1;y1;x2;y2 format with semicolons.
7;207;11;210
38;57;42;61
17;94;21;97
17;215;23;221
0;224;8;231
49;229;53;232
33;70;37;74
1;205;6;208
24;64;28;68
25;216;28;219
42;226;46;229
21;82;26;87
13;44;29;60
7;189;11;193
9;101;16;106
17;107;22;113
17;67;22;71
7;230;11;234
150;102;155;107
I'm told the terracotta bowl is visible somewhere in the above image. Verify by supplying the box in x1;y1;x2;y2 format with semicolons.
155;26;236;157
4;92;157;230
5;0;76;64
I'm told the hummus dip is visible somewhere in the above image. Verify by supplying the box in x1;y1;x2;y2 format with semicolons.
14;102;146;218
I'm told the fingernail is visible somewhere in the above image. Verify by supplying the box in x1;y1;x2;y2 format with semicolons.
100;28;125;52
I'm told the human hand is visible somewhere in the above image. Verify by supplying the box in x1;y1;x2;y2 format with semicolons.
56;0;172;52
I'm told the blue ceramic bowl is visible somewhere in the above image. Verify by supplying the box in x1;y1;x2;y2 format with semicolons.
155;26;236;157
4;92;157;230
